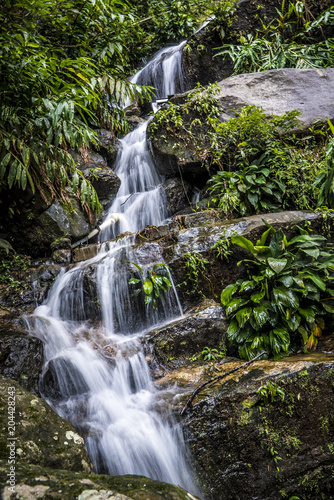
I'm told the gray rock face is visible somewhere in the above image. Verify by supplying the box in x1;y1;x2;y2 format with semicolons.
147;300;227;369
93;128;119;168
70;149;121;207
182;359;334;500
0;375;93;473
39;199;92;241
217;68;334;128
162;177;193;216
0;323;44;395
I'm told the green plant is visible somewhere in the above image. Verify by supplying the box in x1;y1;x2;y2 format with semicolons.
257;381;285;405
209;153;286;216
181;251;210;297
0;0;151;215
0;238;14;255
214;4;334;75
0;250;31;290
190;346;226;362
221;223;334;360
211;230;234;260
128;261;172;310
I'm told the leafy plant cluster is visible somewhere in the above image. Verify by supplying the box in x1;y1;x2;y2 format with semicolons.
221;223;334;360
180;251;210;297
207;106;329;217
0;0;151;216
0;249;31;290
190;346;226;362
215;3;334;74
128;261;172;310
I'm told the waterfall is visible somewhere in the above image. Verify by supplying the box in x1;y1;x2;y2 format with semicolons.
130;40;186;100
25;41;200;494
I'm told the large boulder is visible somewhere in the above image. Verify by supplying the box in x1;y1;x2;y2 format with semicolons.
148;68;334;178
181;358;334;500
0;375;93;473
162;177;194;216
70;150;121;208
0;323;43;396
147;300;227;369
216;67;334;129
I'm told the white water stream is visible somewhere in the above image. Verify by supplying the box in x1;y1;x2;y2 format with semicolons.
26;43;200;494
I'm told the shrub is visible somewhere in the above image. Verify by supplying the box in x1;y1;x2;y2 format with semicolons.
221;223;334;360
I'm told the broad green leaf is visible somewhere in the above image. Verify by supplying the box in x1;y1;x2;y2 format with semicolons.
236;307;252;328
298;326;309;343
301;248;320;259
129;278;140;285
256;226;273;246
270;327;290;353
226;298;249;316
253;305;270;328
221;283;238;305
268;257;287;273
301;272;326;291
322;301;334;313
269;229;285;258
143;280;153;295
231;235;255;255
298;307;315;323
227;319;239;339
250;290;265;303
248;192;259;206
8;160;18;188
273;286;299;309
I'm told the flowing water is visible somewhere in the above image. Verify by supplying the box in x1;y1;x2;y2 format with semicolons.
26;43;199;493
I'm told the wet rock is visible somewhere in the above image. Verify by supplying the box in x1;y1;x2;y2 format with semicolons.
37;198;93;245
0;463;202;500
70;149;121;207
0;375;93;473
182;359;334;500
93;128;120;168
0;323;43;395
162;177;193;216
147;300;227;369
125;115;147;133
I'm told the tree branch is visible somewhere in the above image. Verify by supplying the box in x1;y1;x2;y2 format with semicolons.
180;351;267;416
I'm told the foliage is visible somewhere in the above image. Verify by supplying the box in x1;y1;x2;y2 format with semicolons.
209;154;286;217
0;0;150;215
214;4;334;75
206;106;328;215
215;33;334;74
221;223;334;360
257;381;285;405
0;250;31;290
0;239;14;255
211;230;233;260
190;346;226;362
128;261;172;310
130;0;233;60
180;251;210;297
314;119;334;209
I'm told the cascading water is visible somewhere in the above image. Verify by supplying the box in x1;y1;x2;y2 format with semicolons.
25;41;199;494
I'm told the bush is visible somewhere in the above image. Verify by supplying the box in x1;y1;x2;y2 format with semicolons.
221;223;334;360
